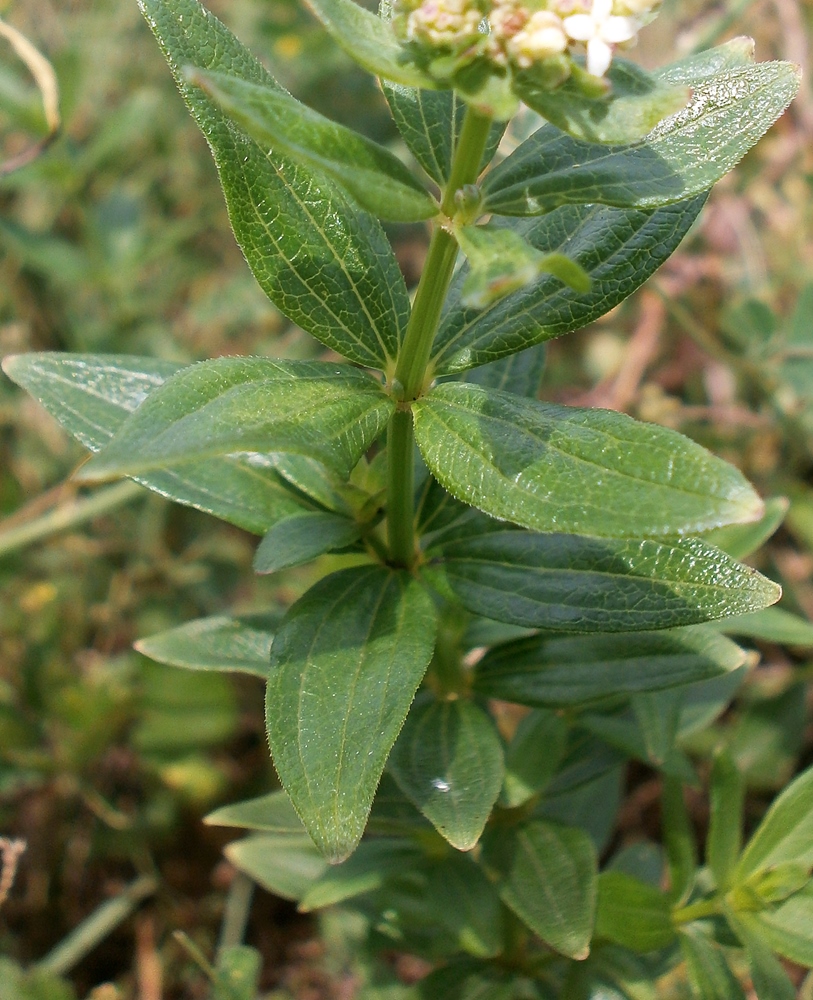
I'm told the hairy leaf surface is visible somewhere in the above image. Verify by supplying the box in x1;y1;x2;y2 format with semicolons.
253;511;361;574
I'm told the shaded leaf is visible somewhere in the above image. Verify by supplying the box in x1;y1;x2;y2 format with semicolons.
715;606;813;646
388;695;503;850
707;749;744;891
729;915;796;1000
299;839;422;911
702;496;788;559
734;765;813;879
424;855;503;958
463;343;546;398
135;613;277;678
737;891;813;970
213;946;262;1000
413;383;766;536
266;566;437;862
224;834;327;901
254;511;361;574
1;353;307;534
502;709;568;808
78;358;393;481
679;927;747;1000
594;871;675;953
205;791;304;834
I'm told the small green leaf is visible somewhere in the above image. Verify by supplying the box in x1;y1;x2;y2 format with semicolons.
213;946;262;1000
735;765;813;880
303;0;435;88
514;58;689;145
224;834;327;901
77;358;393;482
702;496;788;560
679;927;747;1000
736;888;813;969
415;961;518;1000
205;791;304;834
594;871;676;953
431;198;706;376
502;710;568;808
191;70;437;223
427;529;775;632
707;750;745;891
485;58;799;215
630;688;684;766
1;353;307;535
455;223;589;310
299;839;421;911
485;819;597;959
729;915;796;1000
463;343;546;398
425;855;503;958
135;613;276;678
475;626;744;706
139;0;409;370
266;566;436;862
715;606;813;646
663;777;697;904
413;383;767;537
734;862;810;908
388;695;504;850
253;511;361;574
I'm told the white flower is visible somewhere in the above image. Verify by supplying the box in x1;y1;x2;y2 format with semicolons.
506;10;568;68
562;0;638;76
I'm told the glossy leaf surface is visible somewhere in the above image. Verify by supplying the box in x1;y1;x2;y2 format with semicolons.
485;60;799;215
266;566;436;862
594;872;675;952
431;198;705;376
1;353;307;534
426;529;777;632
78;358;393;481
413;383;765;537
139;0;409;370
253;511;361;574
193;70;437;222
135;613;276;678
487;820;597;959
388;696;504;850
474;626;744;706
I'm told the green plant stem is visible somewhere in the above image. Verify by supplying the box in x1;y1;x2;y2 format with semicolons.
672;896;722;925
386;105;492;566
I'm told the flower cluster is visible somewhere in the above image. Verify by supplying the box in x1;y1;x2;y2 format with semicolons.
397;0;660;80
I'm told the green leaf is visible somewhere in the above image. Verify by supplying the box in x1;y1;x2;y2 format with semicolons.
594;871;676;953
387;695;504;850
430;198;706;376
485;819;597;959
662;777;697;904
540;752;624;854
205;790;304;834
679;928;747;1000
502;709;568;808
415;961;518;1000
135;613;276;678
382;85;505;185
77;358;393;482
678;668;748;739
139;0;409;370
485;59;800;216
1;353;307;535
657;36;758;85
455;223;590;310
253;511;361;574
191;70;437;223
582;709;695;782
729;915;796;1000
303;0;435;88
463;343;546;398
413;383;767;537
630;688;684;767
427;529;775;632
424;855;503;958
715;606;813;646
299;839;422;911
734;765;813;880
266;566;437;862
213;946;262;1000
701;496;788;560
737;887;813;968
224;834;327;901
268;454;364;517
513;58;689;146
475;626;744;707
707;750;745;891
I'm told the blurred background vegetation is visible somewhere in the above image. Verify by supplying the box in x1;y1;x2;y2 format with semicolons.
0;0;812;996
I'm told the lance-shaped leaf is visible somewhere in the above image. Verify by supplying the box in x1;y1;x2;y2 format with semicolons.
382;83;505;185
729;915;797;1000
714;606;813;646
679;928;747;1000
430;198;705;376
484;59;800;216
299;839;423;911
253;511;361;574
191;70;437;223
225;834;327;901
456;223;590;310
266;566;437;862
135;613;277;679
139;0;409;371
485;820;597;959
735;889;813;969
702;495;788;560
1;353;309;535
413;383;765;537
205;791;305;834
513;58;689;146
474;625;745;707
707;749;745;891
734;765;813;880
388;695;504;850
463;343;546;398
426;530;777;632
77;358;394;482
303;0;435;88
